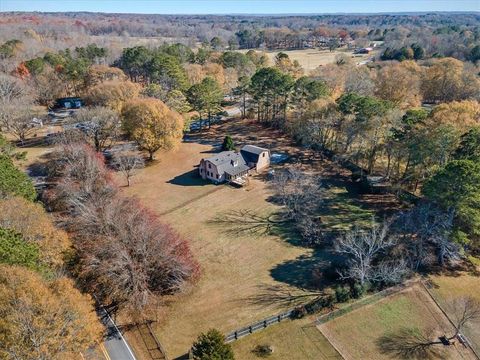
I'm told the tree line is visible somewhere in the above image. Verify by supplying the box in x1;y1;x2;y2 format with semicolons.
0;136;103;359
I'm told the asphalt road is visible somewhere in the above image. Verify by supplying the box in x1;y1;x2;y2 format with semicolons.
98;307;137;360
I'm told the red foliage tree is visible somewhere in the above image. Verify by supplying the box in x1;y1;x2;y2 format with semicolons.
45;142;199;313
14;62;30;79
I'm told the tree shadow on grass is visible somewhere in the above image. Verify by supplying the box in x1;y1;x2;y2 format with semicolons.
376;327;446;360
269;247;345;292
241;283;324;310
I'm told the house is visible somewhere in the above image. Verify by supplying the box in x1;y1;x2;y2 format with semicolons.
51;97;84;110
199;145;270;184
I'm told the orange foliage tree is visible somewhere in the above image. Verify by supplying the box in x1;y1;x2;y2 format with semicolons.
0;197;70;269
121;98;184;160
0;265;102;360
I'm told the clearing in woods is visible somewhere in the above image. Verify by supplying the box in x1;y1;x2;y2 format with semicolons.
318;283;477;360
243;48;377;72
118;117;404;359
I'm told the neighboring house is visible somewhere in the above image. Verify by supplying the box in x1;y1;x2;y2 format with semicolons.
199;145;270;184
51;97;84;110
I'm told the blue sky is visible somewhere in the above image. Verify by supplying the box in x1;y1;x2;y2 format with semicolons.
1;0;478;14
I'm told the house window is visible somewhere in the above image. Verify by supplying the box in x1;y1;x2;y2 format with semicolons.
262;153;265;157
208;163;211;169
200;169;203;173
216;174;219;179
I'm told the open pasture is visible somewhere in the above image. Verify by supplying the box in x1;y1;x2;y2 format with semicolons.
318;283;476;360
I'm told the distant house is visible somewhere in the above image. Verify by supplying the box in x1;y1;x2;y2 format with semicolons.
51;97;84;110
199;145;270;185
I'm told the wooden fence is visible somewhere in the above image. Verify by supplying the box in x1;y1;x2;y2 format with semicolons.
136;322;169;360
224;310;294;343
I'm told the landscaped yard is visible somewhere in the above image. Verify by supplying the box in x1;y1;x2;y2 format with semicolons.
318;283;476;360
18;117;413;360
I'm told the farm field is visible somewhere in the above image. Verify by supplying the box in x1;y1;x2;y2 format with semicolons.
119;117;405;358
428;270;480;355
247;48;377;72
318;283;476;360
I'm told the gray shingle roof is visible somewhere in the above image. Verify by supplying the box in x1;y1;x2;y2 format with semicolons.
224;163;250;176
204;145;268;177
205;151;248;175
241;145;268;155
241;145;269;164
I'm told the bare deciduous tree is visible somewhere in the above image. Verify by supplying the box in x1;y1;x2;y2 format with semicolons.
396;203;459;269
0;101;42;143
113;151;144;187
74;106;121;152
0;74;27;102
272;168;323;221
377;297;480;359
271;167;325;245
448;296;480;340
45;143;199;314
335;222;405;285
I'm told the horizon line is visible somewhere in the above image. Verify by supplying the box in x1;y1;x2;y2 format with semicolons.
1;10;479;16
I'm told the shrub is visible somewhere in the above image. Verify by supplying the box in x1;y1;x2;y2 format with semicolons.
324;294;336;308
222;135;235;151
335;285;351;303
351;282;368;299
252;344;274;357
292;305;307;318
191;329;234;360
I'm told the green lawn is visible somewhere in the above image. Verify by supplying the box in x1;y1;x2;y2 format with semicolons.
319;187;376;232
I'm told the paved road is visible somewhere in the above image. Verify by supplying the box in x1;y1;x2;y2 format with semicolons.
98;307;137;360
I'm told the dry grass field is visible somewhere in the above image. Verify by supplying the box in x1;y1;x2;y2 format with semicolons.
249;48;376;72
318;283;476;360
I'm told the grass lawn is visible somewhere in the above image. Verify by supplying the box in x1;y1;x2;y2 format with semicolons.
118;141;220;214
318;284;475;360
231;315;342;360
428;270;480;355
319;187;375;232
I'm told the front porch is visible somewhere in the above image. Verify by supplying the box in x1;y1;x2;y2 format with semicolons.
225;169;249;186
